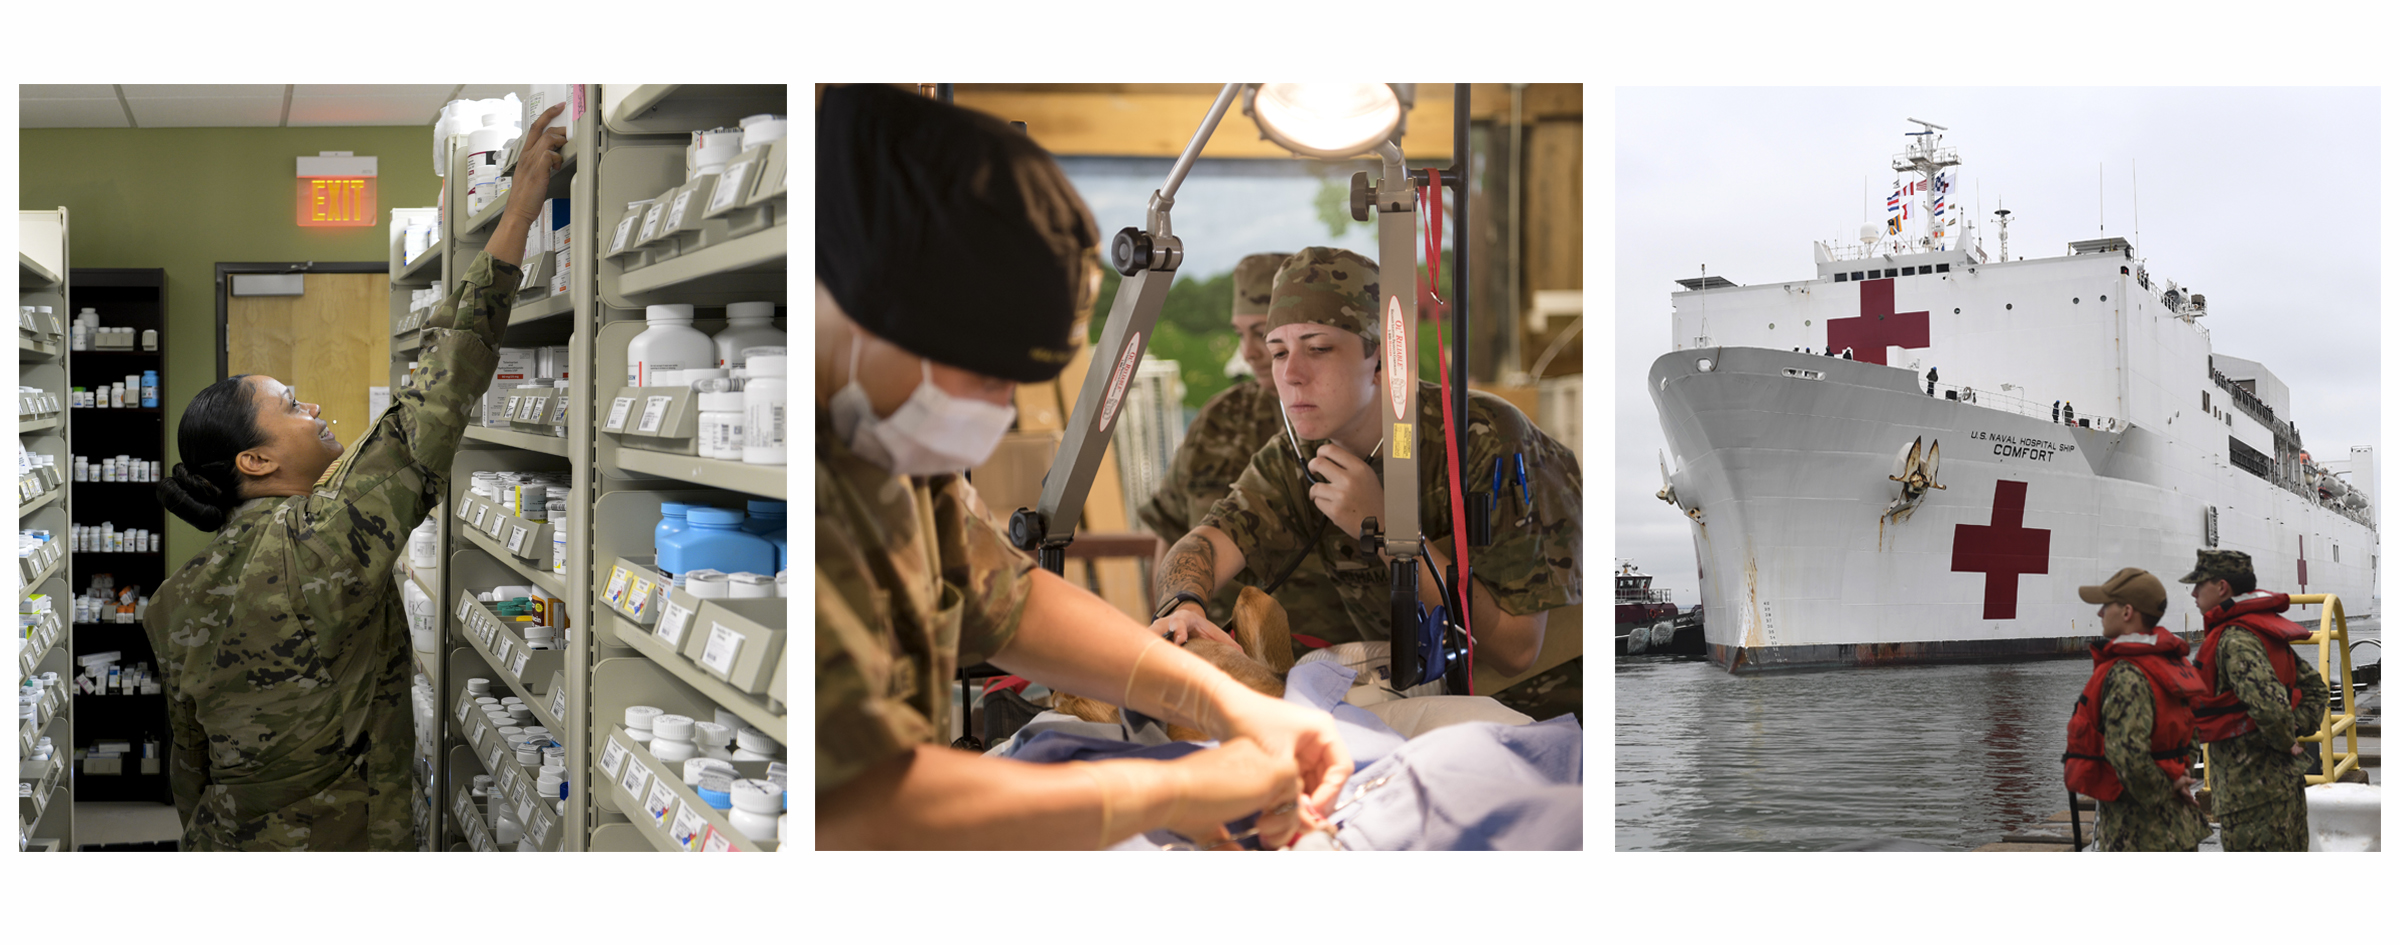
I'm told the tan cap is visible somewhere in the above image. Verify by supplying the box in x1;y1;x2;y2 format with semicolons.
2077;567;2167;618
1231;252;1290;318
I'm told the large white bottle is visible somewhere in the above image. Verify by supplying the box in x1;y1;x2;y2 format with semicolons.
742;351;788;466
714;301;785;370
626;304;716;387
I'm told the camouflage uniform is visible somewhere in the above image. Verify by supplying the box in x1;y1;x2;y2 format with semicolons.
1196;248;1582;644
143;251;517;851
2205;625;2328;851
2092;661;2211;852
2177;549;2330;852
1137;252;1346;634
816;412;1035;794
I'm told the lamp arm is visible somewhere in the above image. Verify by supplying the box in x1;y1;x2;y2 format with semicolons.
1149;83;1245;236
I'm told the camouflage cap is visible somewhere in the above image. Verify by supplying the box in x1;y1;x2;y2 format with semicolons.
2178;548;2254;585
2077;567;2167;618
1266;246;1380;335
1232;252;1290;318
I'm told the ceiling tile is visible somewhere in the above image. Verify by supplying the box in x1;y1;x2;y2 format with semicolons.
455;85;530;101
286;96;449;126
20;85;120;101
126;97;286;127
292;84;455;98
20;100;131;128
119;84;286;100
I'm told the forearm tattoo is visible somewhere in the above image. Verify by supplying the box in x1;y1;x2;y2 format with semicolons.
1160;534;1218;601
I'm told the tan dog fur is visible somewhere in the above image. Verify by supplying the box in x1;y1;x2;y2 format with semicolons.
1052;587;1295;741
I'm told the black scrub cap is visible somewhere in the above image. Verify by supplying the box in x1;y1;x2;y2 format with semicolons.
817;83;1098;383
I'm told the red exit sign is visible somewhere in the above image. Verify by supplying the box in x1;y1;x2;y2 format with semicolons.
299;177;377;227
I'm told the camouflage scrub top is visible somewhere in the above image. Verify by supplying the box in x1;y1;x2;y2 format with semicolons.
143;251;517;851
1199;380;1582;643
1136;378;1346;635
2203;627;2328;821
2093;662;2210;851
817;411;1035;794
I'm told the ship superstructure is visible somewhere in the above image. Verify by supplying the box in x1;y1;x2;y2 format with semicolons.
1648;124;2377;671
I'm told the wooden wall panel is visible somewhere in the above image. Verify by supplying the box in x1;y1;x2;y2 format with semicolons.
228;272;390;452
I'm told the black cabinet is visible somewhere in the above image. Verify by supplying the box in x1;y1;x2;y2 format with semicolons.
67;268;169;803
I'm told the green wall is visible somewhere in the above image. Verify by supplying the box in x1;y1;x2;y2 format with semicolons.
20;125;442;564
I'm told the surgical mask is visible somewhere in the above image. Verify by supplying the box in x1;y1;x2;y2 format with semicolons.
829;335;1016;476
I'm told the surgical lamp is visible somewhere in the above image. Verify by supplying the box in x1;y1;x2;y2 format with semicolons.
1006;83;1475;692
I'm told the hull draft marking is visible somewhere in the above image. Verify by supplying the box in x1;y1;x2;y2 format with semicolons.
1826;279;1929;365
1950;479;2051;619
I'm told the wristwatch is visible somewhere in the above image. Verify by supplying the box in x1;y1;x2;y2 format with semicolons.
1153;591;1207;622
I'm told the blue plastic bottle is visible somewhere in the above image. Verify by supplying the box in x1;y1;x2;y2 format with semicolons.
663;508;777;577
141;371;159;408
742;500;788;571
654;502;697;574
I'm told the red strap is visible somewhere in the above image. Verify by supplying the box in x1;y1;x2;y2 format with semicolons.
1420;171;1473;694
1291;633;1331;652
981;675;1031;698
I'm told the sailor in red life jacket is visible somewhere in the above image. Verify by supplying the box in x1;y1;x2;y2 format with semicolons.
2062;567;2210;851
2178;549;2330;852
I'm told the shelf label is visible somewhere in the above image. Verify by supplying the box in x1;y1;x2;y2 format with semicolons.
606;396;636;431
457;498;473;520
600;737;628;779
507;525;531;555
655;600;696;648
604;566;631;608
470;717;488;744
701;825;736;853
636;395;674;434
643;778;677;824
639;203;665;243
512;650;531;678
486;511;509;538
617;759;650;799
502;394;522;421
550;688;568;721
495;638;515;666
469;505;488;529
665;190;695;232
518;795;537;826
456;694;475;724
454;788;477;824
610;216;637;255
486;743;507;773
700;623;746;675
710;162;752;213
528;805;555;847
627;578;655;620
670;804;707;850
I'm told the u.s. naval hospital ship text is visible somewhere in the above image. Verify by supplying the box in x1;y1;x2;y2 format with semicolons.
1649;121;2377;672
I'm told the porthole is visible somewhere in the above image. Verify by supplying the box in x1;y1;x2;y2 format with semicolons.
1768;323;1775;329
2101;294;2108;301
1804;320;1812;327
1953;308;1960;314
2073;297;2080;304
2006;303;2013;310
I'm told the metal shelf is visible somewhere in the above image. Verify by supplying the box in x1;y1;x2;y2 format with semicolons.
20;252;61;287
602;84;785;136
464;424;569;457
455;518;566;598
616;222;785;301
600;609;785;744
20;487;63;519
600;443;786;500
457;194;508;241
510;291;573;326
597;724;779;851
19;334;62;358
451;609;567;735
395;242;444;287
18;415;61;434
23;547;64;593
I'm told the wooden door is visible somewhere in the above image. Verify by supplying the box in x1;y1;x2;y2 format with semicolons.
227;272;391;450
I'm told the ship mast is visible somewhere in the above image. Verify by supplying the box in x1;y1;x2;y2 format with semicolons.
1894;119;1960;253
1993;205;2011;262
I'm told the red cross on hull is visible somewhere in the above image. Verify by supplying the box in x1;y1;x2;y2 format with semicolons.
1951;479;2050;620
1826;279;1930;365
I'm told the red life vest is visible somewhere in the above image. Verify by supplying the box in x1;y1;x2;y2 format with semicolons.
2062;631;2204;802
2192;592;2309;742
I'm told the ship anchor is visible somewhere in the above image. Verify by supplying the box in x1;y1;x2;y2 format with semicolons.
1882;436;1946;525
1658;451;1702;523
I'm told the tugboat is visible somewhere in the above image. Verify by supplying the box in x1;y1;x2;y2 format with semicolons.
1616;561;1684;655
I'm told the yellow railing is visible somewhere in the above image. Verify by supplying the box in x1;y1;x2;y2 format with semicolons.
2198;594;2362;789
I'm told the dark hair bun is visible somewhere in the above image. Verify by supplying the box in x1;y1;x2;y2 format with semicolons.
159;462;232;532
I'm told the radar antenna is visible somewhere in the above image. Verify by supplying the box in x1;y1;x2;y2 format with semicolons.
1993;205;2012;262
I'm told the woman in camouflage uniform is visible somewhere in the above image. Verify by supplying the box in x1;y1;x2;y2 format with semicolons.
142;105;568;851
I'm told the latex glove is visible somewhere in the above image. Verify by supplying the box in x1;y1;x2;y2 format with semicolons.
1214;688;1351;844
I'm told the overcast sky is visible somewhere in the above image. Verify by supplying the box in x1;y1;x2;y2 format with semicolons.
1615;87;2382;605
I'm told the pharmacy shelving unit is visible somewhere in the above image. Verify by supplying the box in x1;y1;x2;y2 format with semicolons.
19;208;74;851
65;269;170;803
393;84;788;853
586;83;787;853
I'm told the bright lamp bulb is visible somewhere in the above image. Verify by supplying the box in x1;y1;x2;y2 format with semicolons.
1251;84;1402;159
